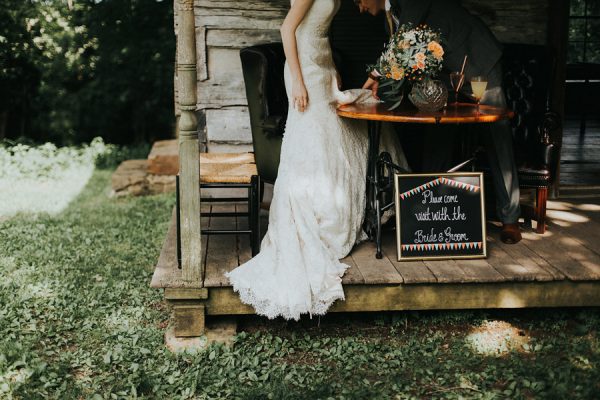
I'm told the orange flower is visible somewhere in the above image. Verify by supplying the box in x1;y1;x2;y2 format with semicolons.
417;62;426;70
398;40;410;49
427;41;444;60
391;66;405;80
415;52;426;64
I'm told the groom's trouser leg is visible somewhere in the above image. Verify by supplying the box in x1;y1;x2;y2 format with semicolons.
480;64;521;224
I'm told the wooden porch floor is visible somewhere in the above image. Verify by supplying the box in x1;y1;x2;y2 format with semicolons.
152;198;600;313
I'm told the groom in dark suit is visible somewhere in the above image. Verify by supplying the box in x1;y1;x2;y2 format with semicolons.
355;0;522;244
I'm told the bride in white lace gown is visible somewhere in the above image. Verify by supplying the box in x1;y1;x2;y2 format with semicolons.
226;0;407;320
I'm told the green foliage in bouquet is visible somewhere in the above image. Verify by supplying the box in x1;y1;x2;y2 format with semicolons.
378;79;407;110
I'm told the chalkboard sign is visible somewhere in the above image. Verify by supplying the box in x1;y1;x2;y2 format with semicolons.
394;172;487;261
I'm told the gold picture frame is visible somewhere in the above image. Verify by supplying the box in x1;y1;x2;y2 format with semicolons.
394;172;487;261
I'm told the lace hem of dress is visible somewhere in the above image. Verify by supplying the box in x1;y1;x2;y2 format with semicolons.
225;263;349;321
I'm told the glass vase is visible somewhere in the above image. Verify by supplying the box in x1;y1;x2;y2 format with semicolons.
408;78;448;112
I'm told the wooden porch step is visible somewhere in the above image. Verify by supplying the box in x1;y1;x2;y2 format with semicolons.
152;199;600;340
152;199;600;290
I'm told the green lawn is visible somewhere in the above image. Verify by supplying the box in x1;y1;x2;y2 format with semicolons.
1;169;599;399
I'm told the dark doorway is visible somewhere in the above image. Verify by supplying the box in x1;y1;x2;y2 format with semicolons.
562;0;600;187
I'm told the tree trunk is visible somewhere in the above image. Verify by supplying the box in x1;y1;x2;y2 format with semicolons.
0;110;8;140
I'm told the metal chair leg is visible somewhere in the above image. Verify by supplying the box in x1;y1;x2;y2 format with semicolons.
255;176;261;253
250;175;261;256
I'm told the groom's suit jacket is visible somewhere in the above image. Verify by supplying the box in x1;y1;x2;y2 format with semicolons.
388;0;503;80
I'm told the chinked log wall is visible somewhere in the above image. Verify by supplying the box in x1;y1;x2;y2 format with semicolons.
174;0;549;150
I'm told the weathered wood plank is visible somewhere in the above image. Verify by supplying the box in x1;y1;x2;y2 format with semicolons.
340;255;365;285
547;207;600;257
545;209;600;274
392;260;437;284
178;0;203;285
484;237;536;281
165;288;208;300
236;204;253;265
195;0;288;12
381;234;437;284
197;49;247;107
151;209;182;288
205;108;252;143
486;224;565;280
194;15;283;30
200;207;210;282
424;260;467;283
521;230;600;281
203;205;239;287
462;0;548;44
171;304;205;337
486;235;556;282
457;258;506;283
207;29;281;48
351;241;403;284
195;26;208;81
205;281;600;315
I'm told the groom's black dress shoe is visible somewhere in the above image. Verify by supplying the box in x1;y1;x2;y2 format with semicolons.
501;223;522;244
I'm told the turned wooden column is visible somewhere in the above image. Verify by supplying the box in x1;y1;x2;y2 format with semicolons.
176;0;203;285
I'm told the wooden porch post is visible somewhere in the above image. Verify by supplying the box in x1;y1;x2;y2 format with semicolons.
176;0;203;285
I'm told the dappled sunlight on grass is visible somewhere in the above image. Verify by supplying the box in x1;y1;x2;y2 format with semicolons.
0;165;94;218
0;255;39;291
104;307;149;333
465;320;530;356
571;355;594;371
21;281;57;301
0;139;114;219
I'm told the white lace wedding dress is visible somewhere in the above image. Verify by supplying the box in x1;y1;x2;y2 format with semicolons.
226;0;407;320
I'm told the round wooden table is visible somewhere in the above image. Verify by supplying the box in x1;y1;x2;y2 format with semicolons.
337;102;514;259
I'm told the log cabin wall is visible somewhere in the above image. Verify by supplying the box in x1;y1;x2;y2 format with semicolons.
190;0;288;152
181;0;551;151
462;0;548;45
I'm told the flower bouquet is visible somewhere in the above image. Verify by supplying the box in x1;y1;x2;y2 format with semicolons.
371;23;446;110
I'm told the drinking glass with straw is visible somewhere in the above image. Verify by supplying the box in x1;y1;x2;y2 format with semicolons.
450;55;468;106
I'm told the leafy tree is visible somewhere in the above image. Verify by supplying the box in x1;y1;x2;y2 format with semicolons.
0;0;42;139
0;0;175;145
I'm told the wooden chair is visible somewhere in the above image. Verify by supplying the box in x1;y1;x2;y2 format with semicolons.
176;152;261;266
501;43;562;234
240;43;288;186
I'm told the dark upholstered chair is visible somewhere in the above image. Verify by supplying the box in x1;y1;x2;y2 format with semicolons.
501;43;561;234
240;43;288;185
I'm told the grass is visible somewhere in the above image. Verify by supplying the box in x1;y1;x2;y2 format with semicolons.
0;166;599;399
0;138;150;219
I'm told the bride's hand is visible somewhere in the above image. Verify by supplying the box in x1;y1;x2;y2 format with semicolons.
362;77;380;100
292;81;309;112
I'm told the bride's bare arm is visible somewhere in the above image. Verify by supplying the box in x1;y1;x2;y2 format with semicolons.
280;0;314;112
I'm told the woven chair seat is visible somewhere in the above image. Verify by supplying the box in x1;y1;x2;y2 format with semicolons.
199;152;255;165
200;162;258;184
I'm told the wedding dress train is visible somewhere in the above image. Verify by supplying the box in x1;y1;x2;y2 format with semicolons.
226;0;408;320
